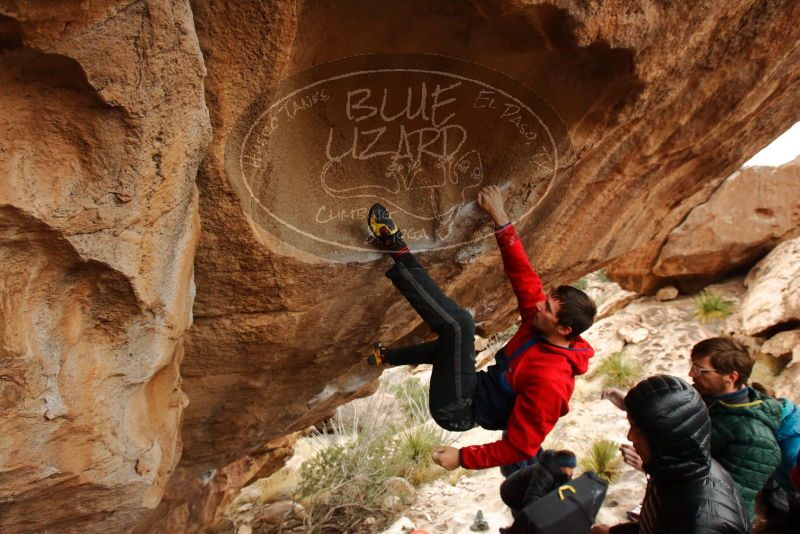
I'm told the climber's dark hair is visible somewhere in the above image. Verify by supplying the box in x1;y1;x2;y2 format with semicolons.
552;285;597;339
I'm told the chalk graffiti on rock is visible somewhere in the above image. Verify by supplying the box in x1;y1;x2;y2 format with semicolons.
231;55;572;261
319;81;486;240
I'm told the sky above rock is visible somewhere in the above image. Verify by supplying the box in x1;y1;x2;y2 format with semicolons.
744;121;800;167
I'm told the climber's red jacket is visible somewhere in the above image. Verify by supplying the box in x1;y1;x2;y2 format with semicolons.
459;223;594;469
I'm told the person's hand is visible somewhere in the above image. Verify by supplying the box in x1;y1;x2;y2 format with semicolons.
476;185;510;227
620;443;644;472
601;388;627;411
590;524;611;534
432;446;460;470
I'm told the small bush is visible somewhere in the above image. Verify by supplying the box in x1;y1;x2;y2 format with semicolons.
296;434;394;533
392;378;429;425
571;277;589;291
495;323;519;344
293;379;451;533
595;269;609;282
592;351;642;389
694;290;733;323
581;439;622;484
394;423;445;486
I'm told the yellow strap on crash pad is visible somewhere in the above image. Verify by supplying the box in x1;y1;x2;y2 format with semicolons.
557;485;576;501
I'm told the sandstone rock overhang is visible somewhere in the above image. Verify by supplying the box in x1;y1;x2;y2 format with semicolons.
1;1;799;532
0;2;210;533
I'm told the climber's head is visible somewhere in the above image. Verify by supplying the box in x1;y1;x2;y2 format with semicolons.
534;285;596;340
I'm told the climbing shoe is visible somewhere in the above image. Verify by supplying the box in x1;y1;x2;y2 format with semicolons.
367;342;388;366
367;203;406;251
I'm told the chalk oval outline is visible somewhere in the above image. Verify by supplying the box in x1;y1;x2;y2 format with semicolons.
238;56;567;257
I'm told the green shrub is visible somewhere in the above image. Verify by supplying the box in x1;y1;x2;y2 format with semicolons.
495;323;519;344
294;378;451;533
392;378;429;425
580;439;622;484
571;277;589;291
297;433;394;533
394;423;445;486
694;290;733;323
595;269;609;282
592;351;642;389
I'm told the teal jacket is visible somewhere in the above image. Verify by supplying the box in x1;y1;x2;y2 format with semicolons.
774;397;800;490
707;387;782;522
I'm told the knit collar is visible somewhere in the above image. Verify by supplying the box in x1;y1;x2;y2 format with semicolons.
705;386;749;406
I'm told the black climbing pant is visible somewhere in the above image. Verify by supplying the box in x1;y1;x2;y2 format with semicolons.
383;253;477;431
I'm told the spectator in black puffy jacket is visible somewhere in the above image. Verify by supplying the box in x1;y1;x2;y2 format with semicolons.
591;375;750;534
499;449;576;533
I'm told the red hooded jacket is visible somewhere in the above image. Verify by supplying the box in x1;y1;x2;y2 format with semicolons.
459;223;594;469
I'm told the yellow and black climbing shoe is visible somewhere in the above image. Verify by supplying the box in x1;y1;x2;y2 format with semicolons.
368;203;406;251
367;342;388;366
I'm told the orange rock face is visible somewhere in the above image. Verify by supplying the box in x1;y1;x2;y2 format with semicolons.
0;1;210;532
1;1;800;532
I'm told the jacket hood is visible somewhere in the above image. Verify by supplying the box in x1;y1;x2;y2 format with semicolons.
777;398;800;442
539;449;559;469
536;335;594;376
708;387;782;433
625;375;711;483
538;451;571;484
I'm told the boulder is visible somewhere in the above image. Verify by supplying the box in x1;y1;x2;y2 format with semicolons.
758;331;800;399
596;290;639;320
608;158;800;294
741;237;800;336
655;286;679;302
2;1;800;532
618;325;650;344
0;2;210;532
774;365;800;405
761;330;800;362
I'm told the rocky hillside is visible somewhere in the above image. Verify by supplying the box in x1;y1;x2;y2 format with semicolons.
608;157;800;294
